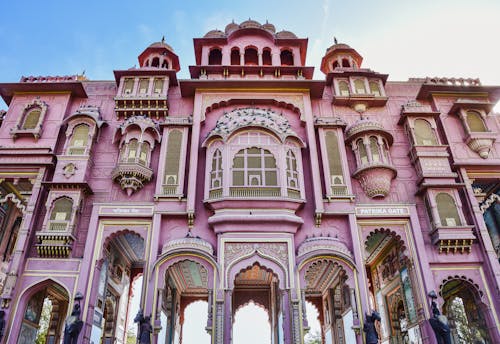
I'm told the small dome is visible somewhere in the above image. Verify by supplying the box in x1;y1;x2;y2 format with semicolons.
345;118;393;144
148;40;175;53
240;19;262;29
204;29;225;38
275;30;298;39
262;21;276;33
326;43;352;54
225;21;239;34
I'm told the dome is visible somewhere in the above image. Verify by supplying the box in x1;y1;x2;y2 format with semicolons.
147;40;175;53
240;19;262;29
262;21;276;33
225;21;239;34
326;43;352;54
204;29;225;38
275;30;298;39
345;118;393;144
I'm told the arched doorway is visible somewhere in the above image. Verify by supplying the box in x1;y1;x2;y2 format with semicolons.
17;281;69;344
231;263;281;344
302;259;354;344
233;301;271;344
364;228;419;344
440;278;492;343
91;231;145;344
158;259;210;344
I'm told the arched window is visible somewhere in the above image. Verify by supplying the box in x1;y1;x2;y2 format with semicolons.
22;108;41;129
126;139;139;163
244;47;258;65
68;124;89;155
436;193;462;226
231;48;240;65
210;149;223;189
161;59;169;69
342;58;350;67
286;150;299;190
332;60;340;69
138;142;150;166
232;147;277;186
414;119;437;145
369;137;380;162
325;131;344;184
208;48;222;65
262;48;272;65
466;110;487;132
357;139;368;165
151;57;160;67
50;198;73;222
338;81;350;96
369;81;381;97
280;50;294;66
354;79;366;94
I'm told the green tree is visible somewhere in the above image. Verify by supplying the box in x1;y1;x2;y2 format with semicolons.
35;298;52;344
304;329;322;344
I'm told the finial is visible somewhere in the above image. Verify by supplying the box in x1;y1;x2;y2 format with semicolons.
334;36;338;44
161;36;165;44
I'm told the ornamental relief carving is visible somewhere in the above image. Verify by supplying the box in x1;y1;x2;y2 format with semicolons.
201;94;305;120
224;242;289;270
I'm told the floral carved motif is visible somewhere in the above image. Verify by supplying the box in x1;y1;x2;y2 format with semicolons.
224;242;289;269
355;166;396;198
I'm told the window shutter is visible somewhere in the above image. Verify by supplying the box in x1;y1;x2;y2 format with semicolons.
325;131;343;180
164;130;182;183
23;109;41;129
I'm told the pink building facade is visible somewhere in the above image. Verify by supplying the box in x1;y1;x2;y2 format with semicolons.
0;20;499;344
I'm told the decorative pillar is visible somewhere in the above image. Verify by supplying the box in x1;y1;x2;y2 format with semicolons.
240;53;244;65
215;299;224;344
258;52;263;66
223;290;232;344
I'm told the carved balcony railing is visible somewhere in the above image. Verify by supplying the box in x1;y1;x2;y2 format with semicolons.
229;186;281;198
48;220;70;231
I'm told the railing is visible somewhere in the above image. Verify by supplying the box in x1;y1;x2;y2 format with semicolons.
287;189;301;199
67;147;86;155
209;188;223;199
48;220;69;231
229;187;281;198
162;184;178;195
330;185;348;196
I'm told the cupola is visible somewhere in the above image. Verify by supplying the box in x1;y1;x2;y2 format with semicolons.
138;37;180;71
321;40;363;74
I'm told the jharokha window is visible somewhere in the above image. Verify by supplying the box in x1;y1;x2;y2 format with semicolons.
435;193;462;227
11;99;48;140
206;127;304;200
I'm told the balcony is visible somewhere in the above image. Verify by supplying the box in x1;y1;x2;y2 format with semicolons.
112;162;153;196
35;232;75;258
430;224;475;253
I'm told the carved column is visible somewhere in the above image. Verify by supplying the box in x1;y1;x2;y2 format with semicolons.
215;299;225;344
223;290;232;344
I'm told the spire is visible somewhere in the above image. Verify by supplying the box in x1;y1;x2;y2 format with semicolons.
334;36;338;44
161;36;165;44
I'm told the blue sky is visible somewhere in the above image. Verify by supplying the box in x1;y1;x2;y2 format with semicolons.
1;1;500;110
